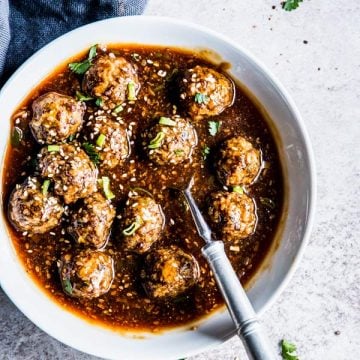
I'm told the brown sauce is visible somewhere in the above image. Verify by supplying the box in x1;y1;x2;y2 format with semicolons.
2;45;284;332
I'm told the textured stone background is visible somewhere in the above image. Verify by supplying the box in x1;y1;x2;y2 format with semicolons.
1;0;359;359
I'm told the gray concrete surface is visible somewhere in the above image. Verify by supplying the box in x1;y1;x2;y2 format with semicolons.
1;0;359;359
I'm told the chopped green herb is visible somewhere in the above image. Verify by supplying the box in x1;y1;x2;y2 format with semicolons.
63;278;73;295
131;187;154;198
233;186;244;194
148;131;165;149
260;197;276;209
127;82;137;101
82;142;100;164
166;68;179;82
68;61;91;75
194;92;210;104
202;146;210;159
174;149;184;156
101;176;115;200
47;145;60;152
88;44;97;61
173;295;188;303
41;180;51;196
122;218;142;236
159;117;177;126
68;44;97;75
282;0;303;11
181;197;190;212
154;84;165;92
95;97;103;107
281;339;299;360
131;53;141;61
96;133;106;147
208;120;221;136
68;134;75;142
75;90;93;101
113;104;124;113
11;127;23;147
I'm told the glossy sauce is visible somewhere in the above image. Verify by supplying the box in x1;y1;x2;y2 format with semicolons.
2;45;284;331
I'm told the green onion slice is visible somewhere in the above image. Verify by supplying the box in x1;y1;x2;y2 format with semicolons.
148;131;165;149
101;176;115;200
113;104;124;113
122;218;142;236
96;133;106;147
131;187;153;198
174;149;184;156
127;82;137;101
75;91;93;102
159;117;177;126
48;145;60;152
41;180;51;196
233;186;244;194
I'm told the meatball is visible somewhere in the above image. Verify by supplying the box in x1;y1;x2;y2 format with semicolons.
68;192;115;249
38;143;98;204
30;92;85;144
8;176;63;234
82;54;140;109
179;65;234;119
89;116;129;168
59;250;114;299
208;191;257;242
143;116;197;166
141;246;200;299
120;195;164;254
216;136;261;186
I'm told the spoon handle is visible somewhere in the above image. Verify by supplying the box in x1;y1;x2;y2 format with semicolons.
202;241;277;360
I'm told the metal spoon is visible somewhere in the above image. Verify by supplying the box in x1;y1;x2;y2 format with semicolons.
182;182;276;360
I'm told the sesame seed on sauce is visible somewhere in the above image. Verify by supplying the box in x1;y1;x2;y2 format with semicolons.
4;45;284;332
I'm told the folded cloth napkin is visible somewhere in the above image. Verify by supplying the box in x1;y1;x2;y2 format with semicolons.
0;0;147;87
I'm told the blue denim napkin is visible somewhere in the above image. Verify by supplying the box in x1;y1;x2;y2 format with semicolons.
0;0;147;87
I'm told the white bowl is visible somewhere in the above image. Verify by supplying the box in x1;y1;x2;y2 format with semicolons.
0;16;316;360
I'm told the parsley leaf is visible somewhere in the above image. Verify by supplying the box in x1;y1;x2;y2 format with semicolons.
202;146;210;159
82;142;100;165
88;44;97;61
282;0;303;11
281;339;299;360
68;44;97;75
208;120;221;136
68;60;91;75
95;97;103;107
194;92;210;104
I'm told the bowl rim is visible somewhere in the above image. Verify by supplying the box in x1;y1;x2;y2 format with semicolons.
0;15;317;359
